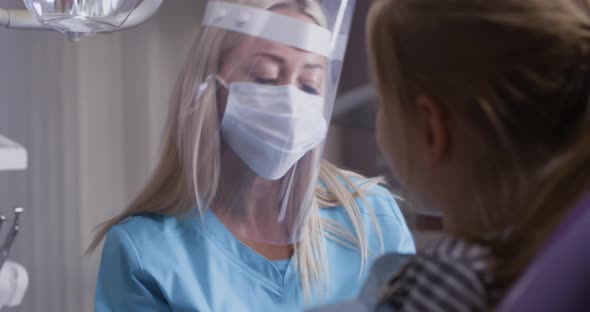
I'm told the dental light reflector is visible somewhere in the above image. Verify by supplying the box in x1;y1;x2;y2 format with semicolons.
23;0;139;41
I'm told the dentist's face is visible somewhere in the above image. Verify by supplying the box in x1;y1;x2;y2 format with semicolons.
217;8;327;115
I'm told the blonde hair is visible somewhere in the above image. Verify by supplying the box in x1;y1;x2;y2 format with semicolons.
90;0;383;296
368;0;590;300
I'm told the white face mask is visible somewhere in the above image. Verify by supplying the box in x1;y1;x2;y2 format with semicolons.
220;80;328;180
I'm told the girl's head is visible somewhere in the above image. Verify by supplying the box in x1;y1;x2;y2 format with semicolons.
368;0;590;286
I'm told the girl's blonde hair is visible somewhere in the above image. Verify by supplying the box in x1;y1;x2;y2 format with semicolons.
368;0;590;299
90;0;383;296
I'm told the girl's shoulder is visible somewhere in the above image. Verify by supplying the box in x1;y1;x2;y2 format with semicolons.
380;236;496;311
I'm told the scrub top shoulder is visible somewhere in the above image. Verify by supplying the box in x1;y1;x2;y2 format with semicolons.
95;179;415;312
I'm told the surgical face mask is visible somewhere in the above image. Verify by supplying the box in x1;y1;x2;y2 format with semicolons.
219;79;328;180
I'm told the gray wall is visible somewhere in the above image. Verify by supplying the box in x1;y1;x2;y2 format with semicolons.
0;1;202;310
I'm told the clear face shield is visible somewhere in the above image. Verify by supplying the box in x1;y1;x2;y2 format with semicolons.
189;0;355;245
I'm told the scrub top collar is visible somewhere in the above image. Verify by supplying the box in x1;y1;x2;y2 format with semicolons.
193;208;299;292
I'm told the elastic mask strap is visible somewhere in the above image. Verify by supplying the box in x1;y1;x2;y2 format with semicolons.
215;75;229;89
195;74;228;100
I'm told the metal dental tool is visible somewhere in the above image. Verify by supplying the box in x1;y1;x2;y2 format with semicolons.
0;208;23;270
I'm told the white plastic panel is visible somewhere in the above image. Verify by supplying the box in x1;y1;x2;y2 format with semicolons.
0;260;28;309
0;135;27;171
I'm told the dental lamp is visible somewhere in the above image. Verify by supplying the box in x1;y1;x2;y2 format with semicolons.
0;0;164;41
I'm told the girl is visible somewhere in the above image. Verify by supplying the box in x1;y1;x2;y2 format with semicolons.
366;0;590;310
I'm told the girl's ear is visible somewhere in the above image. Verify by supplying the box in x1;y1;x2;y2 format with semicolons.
415;95;450;166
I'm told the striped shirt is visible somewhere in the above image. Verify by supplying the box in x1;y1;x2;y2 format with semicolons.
377;236;499;312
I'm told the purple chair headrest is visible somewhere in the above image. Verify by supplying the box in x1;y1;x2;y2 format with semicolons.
498;193;590;312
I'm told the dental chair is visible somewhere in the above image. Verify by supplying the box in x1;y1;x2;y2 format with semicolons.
498;194;590;312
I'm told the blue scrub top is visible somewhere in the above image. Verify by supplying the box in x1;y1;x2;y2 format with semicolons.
95;182;415;312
